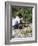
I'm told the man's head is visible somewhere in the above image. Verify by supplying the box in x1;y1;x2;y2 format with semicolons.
18;13;23;18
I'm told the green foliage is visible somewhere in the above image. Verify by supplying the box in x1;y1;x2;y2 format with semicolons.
11;7;32;23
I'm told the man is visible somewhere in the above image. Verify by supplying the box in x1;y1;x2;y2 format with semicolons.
12;13;23;29
12;15;20;29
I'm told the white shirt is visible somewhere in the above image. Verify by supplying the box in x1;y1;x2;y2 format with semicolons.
12;16;20;26
15;16;20;23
